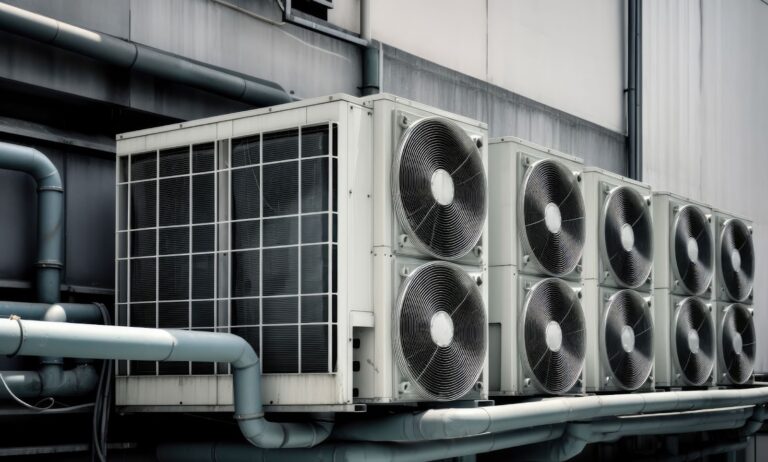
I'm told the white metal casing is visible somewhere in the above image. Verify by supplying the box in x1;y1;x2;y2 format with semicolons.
488;270;585;396
114;93;489;411
715;302;755;386
652;288;716;388
651;192;715;297
712;209;754;303
582;280;654;392
581;167;653;291
488;136;584;279
355;94;489;404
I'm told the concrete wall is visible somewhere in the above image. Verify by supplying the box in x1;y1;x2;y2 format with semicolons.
642;0;768;372
351;0;626;133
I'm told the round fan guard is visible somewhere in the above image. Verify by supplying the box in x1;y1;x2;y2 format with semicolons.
671;205;714;296
392;117;487;261
601;289;653;391
600;186;653;288
718;219;754;302
672;297;715;386
393;261;486;401
520;278;586;394
518;159;586;277
719;303;755;384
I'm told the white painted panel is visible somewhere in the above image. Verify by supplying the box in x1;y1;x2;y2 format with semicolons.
643;0;768;371
369;0;488;81
487;0;624;132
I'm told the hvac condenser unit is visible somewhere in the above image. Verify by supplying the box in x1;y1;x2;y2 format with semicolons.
582;168;654;392
114;94;489;411
488;137;586;396
652;193;716;387
712;210;755;385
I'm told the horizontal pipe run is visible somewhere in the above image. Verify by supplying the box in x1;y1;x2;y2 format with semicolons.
0;364;98;399
332;387;768;442
0;302;104;324
0;2;292;107
156;424;565;462
0;318;330;448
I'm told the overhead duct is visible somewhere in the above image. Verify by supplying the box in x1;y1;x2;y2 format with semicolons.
0;318;332;449
0;2;292;107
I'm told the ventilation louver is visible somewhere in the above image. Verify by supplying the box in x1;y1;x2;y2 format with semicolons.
602;186;653;288
521;278;586;394
603;290;653;390
519;160;585;276
394;261;486;401
392;117;487;260
720;304;755;384
672;205;713;295
673;297;715;385
719;219;754;301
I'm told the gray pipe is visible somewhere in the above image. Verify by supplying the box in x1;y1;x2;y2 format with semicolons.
156;424;565;462
0;142;63;304
0;2;292;107
333;388;768;442
518;407;755;461
0;318;331;448
0;302;103;324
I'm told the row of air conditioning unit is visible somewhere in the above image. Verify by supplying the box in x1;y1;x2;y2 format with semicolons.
113;94;755;411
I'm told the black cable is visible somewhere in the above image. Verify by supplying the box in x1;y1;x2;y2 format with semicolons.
91;303;113;462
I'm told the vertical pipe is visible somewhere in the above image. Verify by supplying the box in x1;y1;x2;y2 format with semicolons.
0;142;63;304
627;0;643;180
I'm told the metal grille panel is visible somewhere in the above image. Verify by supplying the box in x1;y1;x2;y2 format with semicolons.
117;126;338;377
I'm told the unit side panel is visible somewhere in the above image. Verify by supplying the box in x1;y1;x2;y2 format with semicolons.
488;145;516;267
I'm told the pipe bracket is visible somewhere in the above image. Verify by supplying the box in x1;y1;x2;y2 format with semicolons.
35;260;64;269
37;185;64;193
233;412;266;421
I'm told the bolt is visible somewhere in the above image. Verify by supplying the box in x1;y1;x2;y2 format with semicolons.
523;255;530;265
524;378;531;387
475;137;483;149
473;246;483;258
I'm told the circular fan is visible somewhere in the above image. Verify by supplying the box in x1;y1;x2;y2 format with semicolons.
719;219;754;302
602;290;653;390
520;278;586;394
392;117;486;260
394;261;486;401
720;304;755;384
673;297;715;386
601;187;653;288
672;205;713;295
519;159;585;276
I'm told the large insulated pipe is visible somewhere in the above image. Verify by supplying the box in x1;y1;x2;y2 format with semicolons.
333;387;768;442
156;424;565;462
516;406;755;461
0;318;332;448
0;364;98;399
0;2;292;107
0;142;63;304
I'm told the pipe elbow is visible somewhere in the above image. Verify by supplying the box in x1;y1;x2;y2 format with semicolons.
237;416;333;449
29;148;62;190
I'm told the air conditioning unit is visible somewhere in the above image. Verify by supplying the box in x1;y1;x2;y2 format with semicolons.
114;94;489;411
715;302;755;385
712;210;755;386
488;137;586;395
581;168;654;392
652;192;716;388
712;210;754;303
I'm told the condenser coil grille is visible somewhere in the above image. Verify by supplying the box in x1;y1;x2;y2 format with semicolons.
116;124;339;377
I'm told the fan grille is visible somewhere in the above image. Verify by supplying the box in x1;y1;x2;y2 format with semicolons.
603;290;653;390
672;205;713;295
393;117;486;260
721;304;755;384
521;278;586;394
719;219;754;302
519;159;585;276
394;261;486;401
674;297;715;385
602;187;653;288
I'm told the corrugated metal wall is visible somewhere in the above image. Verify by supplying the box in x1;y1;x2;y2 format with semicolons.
643;0;768;371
